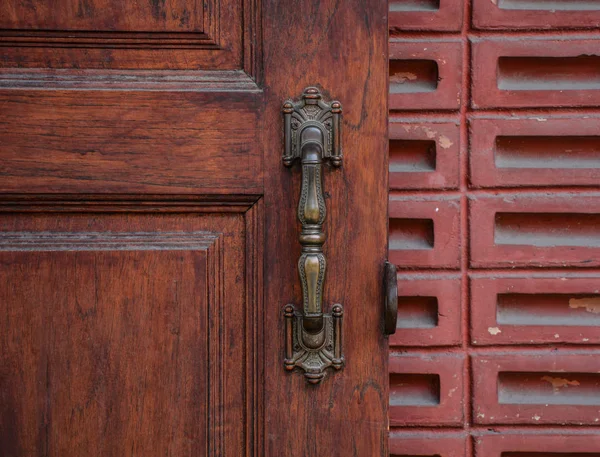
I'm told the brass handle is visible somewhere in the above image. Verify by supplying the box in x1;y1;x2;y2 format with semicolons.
282;87;344;384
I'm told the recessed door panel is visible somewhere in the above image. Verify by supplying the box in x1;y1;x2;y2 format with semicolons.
0;209;259;457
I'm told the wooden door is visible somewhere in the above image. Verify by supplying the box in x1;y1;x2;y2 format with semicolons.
0;1;388;456
387;1;600;456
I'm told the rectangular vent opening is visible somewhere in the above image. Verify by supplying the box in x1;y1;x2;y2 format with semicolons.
390;139;437;173
390;60;439;94
497;56;600;91
497;293;600;326
397;296;439;329
498;0;600;10
498;372;600;405
494;212;600;247
390;373;441;406
389;0;441;12
495;136;600;169
389;218;435;250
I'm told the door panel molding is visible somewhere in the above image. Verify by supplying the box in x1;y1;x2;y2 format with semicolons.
0;0;262;73
0;195;262;213
0;201;264;456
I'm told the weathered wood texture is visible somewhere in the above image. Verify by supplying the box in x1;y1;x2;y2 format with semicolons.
262;0;389;455
0;0;388;454
0;208;263;457
1;0;207;31
0;0;256;70
0;90;262;194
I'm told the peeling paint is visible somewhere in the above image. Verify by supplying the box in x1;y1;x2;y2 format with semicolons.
421;126;437;140
438;135;453;149
541;375;581;390
569;297;600;314
488;327;502;335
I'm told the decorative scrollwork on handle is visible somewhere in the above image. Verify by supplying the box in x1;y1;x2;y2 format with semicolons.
282;87;344;384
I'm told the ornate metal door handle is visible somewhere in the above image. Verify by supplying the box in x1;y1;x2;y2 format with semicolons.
282;87;344;384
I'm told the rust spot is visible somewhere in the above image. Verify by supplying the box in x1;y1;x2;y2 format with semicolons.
569;297;600;314
541;375;581;390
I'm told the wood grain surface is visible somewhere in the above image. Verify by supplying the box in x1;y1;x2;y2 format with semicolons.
261;0;389;455
0;0;388;454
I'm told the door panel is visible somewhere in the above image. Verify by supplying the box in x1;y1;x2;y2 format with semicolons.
1;0;207;32
0;0;254;70
0;0;388;455
0;208;261;456
0;90;262;194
